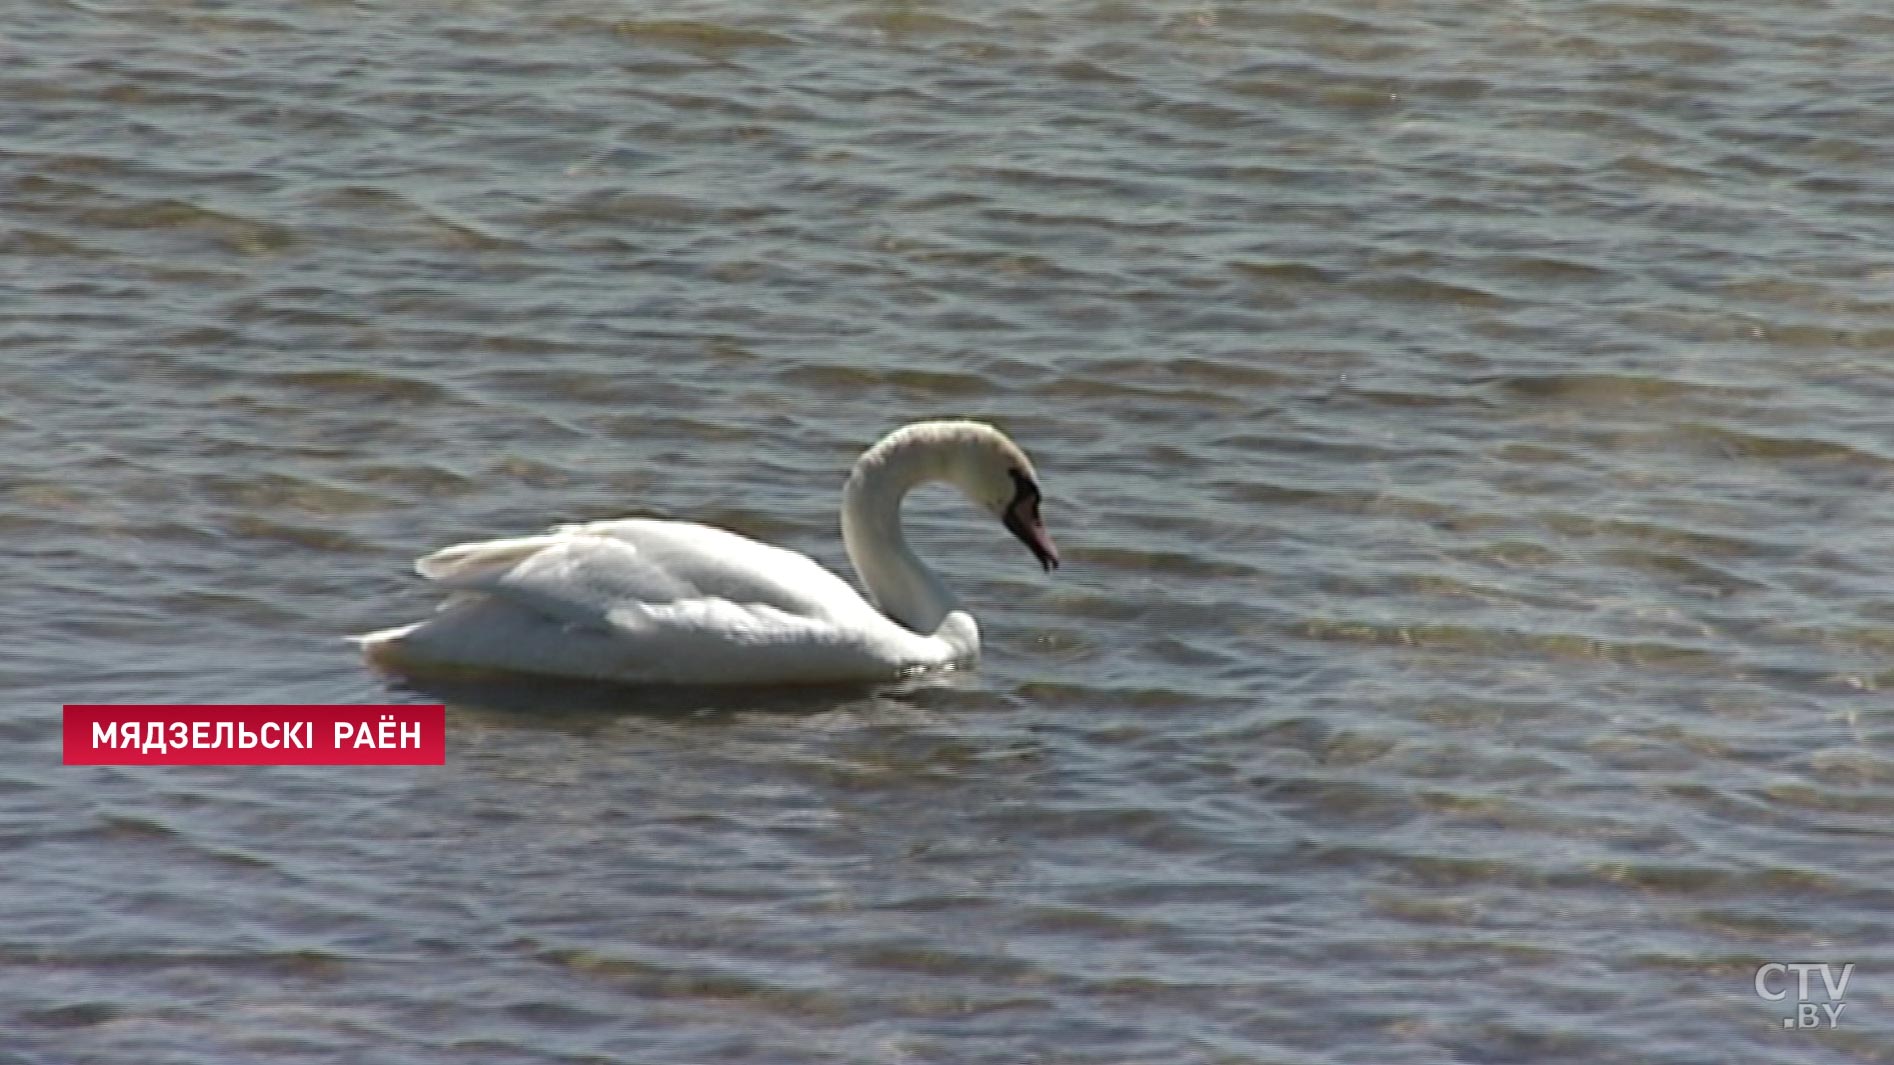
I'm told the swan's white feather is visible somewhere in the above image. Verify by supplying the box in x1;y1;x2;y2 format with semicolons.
357;519;960;684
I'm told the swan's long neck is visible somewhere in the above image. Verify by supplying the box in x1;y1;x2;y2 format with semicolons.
841;429;963;638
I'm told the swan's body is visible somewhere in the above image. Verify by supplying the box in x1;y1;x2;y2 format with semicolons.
354;421;1058;685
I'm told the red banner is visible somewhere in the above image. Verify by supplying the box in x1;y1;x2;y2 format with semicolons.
63;705;446;765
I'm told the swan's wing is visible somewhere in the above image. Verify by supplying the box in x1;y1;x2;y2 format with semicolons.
378;520;928;682
361;519;964;683
554;518;883;623
414;519;878;632
416;534;675;634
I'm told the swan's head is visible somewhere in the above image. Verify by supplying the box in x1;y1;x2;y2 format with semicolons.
848;420;1062;573
942;422;1061;573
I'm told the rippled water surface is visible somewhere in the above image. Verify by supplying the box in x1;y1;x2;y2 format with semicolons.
6;1;1893;1061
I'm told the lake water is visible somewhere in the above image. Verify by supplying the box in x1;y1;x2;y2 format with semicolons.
5;1;1891;1061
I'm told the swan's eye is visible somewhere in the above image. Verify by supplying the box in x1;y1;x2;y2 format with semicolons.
1006;468;1040;509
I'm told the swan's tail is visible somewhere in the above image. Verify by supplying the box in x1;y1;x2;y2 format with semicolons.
350;622;425;673
351;617;541;682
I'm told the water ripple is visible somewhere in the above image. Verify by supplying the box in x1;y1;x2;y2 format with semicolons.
5;0;1892;1062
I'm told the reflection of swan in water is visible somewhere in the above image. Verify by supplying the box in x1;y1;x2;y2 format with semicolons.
382;667;984;729
355;421;1058;685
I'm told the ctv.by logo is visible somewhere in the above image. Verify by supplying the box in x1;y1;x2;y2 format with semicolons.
1755;962;1853;1029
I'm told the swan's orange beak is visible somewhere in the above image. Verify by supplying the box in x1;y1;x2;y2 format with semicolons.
1003;491;1060;572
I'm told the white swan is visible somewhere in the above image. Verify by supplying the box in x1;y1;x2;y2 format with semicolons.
354;420;1059;684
